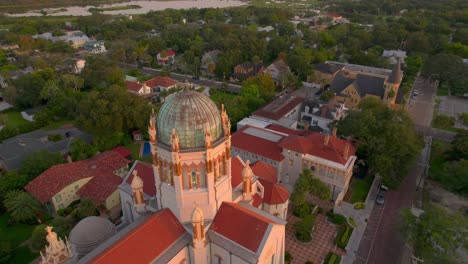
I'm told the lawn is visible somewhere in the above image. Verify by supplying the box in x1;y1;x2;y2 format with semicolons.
349;175;375;203
428;140;451;180
8;245;38;264
0;213;35;248
1;111;29;129
42;120;74;131
123;142;141;160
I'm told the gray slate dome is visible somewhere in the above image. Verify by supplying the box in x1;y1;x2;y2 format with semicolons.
157;90;222;149
69;216;116;257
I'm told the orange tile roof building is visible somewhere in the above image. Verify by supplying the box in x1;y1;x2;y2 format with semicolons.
25;151;130;217
45;90;289;264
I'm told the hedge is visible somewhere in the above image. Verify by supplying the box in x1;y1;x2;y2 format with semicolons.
325;252;341;264
335;224;353;249
326;211;347;225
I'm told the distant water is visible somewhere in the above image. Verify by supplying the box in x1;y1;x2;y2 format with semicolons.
5;0;247;17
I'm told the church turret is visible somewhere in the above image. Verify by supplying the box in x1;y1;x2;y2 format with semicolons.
131;170;146;213
190;203;208;263
384;59;403;108
242;160;253;201
40;226;73;264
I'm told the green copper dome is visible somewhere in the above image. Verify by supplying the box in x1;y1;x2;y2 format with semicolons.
157;90;222;149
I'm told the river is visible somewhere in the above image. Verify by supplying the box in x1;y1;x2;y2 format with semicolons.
5;0;247;17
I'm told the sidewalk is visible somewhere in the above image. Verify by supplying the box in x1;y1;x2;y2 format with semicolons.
334;176;381;264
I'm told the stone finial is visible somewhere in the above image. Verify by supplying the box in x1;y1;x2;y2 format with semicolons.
131;170;144;190
241;160;253;179
170;128;179;152
204;128;212;149
191;202;204;223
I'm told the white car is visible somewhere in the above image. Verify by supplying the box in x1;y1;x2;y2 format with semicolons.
413;90;419;95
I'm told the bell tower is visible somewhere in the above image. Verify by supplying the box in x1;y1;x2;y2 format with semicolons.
384;59;402;108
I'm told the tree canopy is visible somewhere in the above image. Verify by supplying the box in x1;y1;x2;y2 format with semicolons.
337;98;423;187
3;190;43;223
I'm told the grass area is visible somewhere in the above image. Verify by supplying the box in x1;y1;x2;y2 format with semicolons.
88;4;141;12
209;89;238;103
42;119;74;131
0;111;29;129
428;140;451;180
0;213;35;248
349;175;374;203
437;84;449;96
8;245;38;264
0;0;129;12
123;142;141;160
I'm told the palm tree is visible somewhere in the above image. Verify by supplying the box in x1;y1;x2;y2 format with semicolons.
3;190;43;223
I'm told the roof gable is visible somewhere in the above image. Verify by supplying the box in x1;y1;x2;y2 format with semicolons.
210;202;273;253
144;76;177;88
258;178;289;205
91;209;186;264
231;156;245;188
253;96;303;121
251;161;277;183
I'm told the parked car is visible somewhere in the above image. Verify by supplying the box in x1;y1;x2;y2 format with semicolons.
376;191;385;205
413;89;419;95
380;184;389;191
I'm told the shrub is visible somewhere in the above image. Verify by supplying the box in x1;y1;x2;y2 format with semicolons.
348;217;357;228
325;252;341;264
335;225;353;249
353;203;366;210
295;214;316;243
285;251;292;263
433;115;455;129
48;134;64;142
293;202;312;218
328;212;347;225
57;209;65;216
65;207;73;215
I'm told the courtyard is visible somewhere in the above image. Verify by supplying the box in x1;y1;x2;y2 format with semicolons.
285;203;345;264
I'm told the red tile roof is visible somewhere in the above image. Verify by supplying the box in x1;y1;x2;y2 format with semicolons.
231;126;285;162
125;80;143;92
231;156;245;188
144;76;177;88
125;162;156;196
91;209;185;264
25;151;130;204
252;194;263;207
112;146;132;159
251;161;277;183
77;173;122;205
258;179;289;205
210;202;273;253
253;96;303;120
279;133;356;165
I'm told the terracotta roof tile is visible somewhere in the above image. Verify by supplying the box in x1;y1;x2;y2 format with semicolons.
25;151;130;204
91;209;186;264
77;173;122;205
210;202;273;253
279;133;356;165
231;126;285;162
144;76;177;88
112;146;132;159
125;162;156;196
258;179;289;205
252;194;263;207
251;161;277;183
125;80;142;92
230;156;245;188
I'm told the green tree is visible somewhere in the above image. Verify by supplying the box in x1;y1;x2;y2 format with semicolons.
50;217;73;239
21;150;64;181
402;206;467;263
69;138;98;161
0;240;12;263
61;74;84;92
422;53;468;96
40;79;61;100
337;98;423;187
3;190;43;223
30;224;48;251
75;198;98;220
0;171;29;195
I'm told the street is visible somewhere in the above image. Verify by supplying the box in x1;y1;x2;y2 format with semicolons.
354;76;437;264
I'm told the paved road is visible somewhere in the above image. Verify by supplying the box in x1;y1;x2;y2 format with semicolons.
119;62;241;93
354;76;437;264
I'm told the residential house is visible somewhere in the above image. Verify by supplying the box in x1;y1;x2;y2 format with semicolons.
233;61;266;80
84;40;106;54
201;50;220;76
25;151;130;218
231;125;357;203
250;95;304;128
125;76;178;95
257;25;275;33
299;98;347;133
263;59;291;87
56;58;86;74
33;31;90;49
156;49;176;66
316;61;403;109
21;105;46;122
382;50;407;65
0;76;8;89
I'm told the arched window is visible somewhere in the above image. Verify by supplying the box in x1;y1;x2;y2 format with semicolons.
191;170;198;189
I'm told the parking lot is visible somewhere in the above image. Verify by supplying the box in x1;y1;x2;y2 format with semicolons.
438;95;468;118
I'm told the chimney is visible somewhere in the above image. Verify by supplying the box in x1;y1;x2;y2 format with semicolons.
343;143;350;158
66;155;72;163
332;127;337;137
324;134;330;145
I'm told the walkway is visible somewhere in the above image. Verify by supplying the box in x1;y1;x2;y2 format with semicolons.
285;206;344;264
